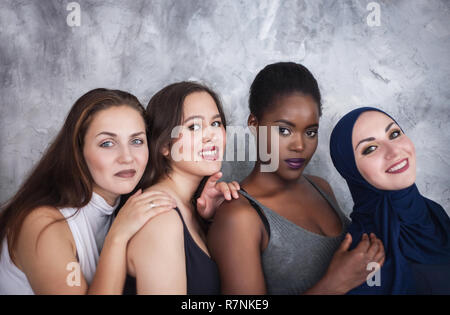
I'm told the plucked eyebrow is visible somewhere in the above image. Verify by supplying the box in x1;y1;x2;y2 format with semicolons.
354;122;397;150
273;120;319;130
96;131;145;138
385;122;395;132
355;137;376;150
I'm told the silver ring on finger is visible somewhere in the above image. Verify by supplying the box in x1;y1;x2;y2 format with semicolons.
149;201;156;209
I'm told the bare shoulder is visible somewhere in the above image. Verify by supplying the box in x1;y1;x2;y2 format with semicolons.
130;209;183;245
127;210;183;267
208;192;265;265
143;185;174;198
15;206;75;269
305;175;340;206
208;192;264;249
23;205;65;223
213;192;263;228
19;206;72;244
306;175;335;196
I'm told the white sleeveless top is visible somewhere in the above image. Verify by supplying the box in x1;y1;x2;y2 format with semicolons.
0;193;119;294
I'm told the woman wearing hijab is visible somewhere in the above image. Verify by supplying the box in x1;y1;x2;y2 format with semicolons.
330;107;450;294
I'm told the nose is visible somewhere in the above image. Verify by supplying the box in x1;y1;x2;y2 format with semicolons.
384;141;401;160
118;145;134;164
202;125;218;143
290;133;304;152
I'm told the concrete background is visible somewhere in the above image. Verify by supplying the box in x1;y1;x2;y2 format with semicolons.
1;0;449;215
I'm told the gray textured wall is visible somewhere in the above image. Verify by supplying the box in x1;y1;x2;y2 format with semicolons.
1;0;449;215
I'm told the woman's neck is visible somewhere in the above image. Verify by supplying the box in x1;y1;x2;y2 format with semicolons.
157;168;203;210
243;162;301;197
92;185;119;207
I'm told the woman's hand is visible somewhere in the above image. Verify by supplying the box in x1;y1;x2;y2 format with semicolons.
312;233;385;294
108;189;177;243
196;172;240;220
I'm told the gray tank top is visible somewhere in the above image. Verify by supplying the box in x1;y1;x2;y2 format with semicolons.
239;176;350;295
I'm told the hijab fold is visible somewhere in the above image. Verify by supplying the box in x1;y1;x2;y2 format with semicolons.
329;107;450;294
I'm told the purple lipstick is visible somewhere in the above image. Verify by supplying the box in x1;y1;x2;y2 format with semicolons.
285;158;306;169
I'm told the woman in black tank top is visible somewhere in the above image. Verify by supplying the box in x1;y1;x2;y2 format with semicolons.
123;81;236;295
124;206;220;295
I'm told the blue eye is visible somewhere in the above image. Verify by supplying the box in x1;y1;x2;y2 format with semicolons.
100;141;114;148
279;127;291;136
131;138;144;145
212;121;222;127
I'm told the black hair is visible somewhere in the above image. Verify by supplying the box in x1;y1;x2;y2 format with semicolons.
249;62;322;120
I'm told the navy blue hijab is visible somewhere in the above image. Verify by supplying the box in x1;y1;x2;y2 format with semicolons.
329;107;450;294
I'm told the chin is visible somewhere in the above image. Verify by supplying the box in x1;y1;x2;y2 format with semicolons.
372;176;416;191
112;183;140;195
392;178;416;190
203;166;222;176
278;169;303;181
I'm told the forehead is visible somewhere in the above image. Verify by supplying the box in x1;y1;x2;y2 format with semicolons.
183;91;219;117
261;93;319;123
352;110;395;139
88;106;145;131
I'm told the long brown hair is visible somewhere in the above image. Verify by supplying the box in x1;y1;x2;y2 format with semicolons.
0;88;145;261
141;81;227;190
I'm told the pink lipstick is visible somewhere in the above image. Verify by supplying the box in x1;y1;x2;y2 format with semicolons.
285;158;306;170
386;158;409;174
115;169;136;178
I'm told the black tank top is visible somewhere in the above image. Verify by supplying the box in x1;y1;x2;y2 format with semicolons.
123;208;220;295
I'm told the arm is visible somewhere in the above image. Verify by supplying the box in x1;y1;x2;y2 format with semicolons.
89;190;177;294
17;190;176;295
207;199;267;294
127;210;186;294
15;207;89;294
86;233;128;294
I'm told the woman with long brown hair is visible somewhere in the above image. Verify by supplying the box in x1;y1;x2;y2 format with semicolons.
125;81;235;294
0;88;178;294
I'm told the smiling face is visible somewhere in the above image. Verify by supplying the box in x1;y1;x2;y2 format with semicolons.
83;105;149;205
352;110;416;190
250;92;320;181
165;91;226;177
